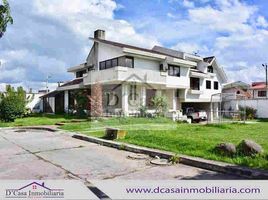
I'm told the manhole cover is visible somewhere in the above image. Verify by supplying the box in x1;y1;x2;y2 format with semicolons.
127;154;149;160
150;158;170;166
14;129;26;133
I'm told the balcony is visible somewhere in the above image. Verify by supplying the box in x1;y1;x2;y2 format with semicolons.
83;66;189;88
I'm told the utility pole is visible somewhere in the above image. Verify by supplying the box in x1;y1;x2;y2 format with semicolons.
262;63;268;98
46;75;51;93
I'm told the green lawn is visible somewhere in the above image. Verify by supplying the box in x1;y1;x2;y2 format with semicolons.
1;115;267;170
60;118;268;170
0;114;83;127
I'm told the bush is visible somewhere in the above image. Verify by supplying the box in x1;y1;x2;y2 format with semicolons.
151;95;168;117
139;105;148;117
239;106;257;120
0;86;27;122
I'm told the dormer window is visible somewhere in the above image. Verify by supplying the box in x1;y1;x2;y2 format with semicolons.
207;66;213;73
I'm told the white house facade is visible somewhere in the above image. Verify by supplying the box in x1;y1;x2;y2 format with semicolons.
41;30;227;119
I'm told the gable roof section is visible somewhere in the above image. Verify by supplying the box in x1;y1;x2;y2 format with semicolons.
90;37;184;60
203;56;215;64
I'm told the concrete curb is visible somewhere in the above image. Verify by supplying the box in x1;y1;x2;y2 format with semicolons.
72;133;268;179
19;126;59;132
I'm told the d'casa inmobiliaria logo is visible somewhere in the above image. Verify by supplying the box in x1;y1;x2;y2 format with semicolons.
5;181;64;199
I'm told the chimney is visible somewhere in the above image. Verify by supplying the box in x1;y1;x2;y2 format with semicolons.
94;29;105;40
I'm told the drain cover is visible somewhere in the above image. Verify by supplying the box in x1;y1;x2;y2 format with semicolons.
150;158;170;166
127;153;149;160
14;129;26;133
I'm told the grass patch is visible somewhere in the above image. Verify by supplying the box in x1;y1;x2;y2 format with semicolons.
61;118;268;170
0;113;85;127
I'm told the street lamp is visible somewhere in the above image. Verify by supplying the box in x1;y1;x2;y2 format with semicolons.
262;63;268;98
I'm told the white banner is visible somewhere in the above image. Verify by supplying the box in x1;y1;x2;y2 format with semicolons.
0;180;98;200
92;180;268;200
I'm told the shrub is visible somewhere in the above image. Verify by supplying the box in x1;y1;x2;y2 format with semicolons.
239;106;257;120
73;90;88;118
0;86;27;122
139;105;148;117
151;95;168;117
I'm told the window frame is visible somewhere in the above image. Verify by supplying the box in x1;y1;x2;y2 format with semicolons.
207;66;214;73
214;81;219;90
258;90;267;97
206;80;211;89
125;56;134;68
190;77;200;90
168;64;180;77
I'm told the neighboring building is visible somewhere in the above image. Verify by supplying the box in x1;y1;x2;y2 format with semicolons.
41;30;227;119
26;90;47;113
249;82;268;98
222;81;251;99
222;81;268;118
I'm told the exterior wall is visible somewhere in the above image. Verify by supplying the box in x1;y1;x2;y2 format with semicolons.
223;99;268;118
184;68;222;102
134;57;159;71
250;89;268;98
26;93;44;112
97;43;124;70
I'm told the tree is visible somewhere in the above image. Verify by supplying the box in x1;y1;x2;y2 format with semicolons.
0;85;27;122
88;82;103;119
0;0;13;38
73;89;88;117
151;95;168;117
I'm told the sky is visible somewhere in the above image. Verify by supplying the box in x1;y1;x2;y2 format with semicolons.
0;0;268;92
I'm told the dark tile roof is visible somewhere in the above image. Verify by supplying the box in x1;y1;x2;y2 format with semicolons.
60;78;83;87
203;56;215;63
90;38;184;59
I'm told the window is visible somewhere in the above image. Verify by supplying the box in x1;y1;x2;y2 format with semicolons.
206;80;211;89
125;56;134;68
76;70;87;78
112;58;118;67
100;61;106;70
106;60;112;69
214;81;219;90
258;91;267;97
99;57;118;70
168;65;180;77
129;85;137;100
207;66;213;73
190;77;200;90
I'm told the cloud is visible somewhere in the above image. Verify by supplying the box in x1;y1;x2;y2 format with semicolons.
0;0;159;91
182;0;195;8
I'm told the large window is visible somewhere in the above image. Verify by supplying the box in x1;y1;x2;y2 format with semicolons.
99;57;118;70
258;91;267;97
168;65;180;77
214;81;219;90
190;77;200;90
125;56;134;68
206;80;211;89
207;66;213;73
99;57;133;70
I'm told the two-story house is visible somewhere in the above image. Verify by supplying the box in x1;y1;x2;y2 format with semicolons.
41;30;227;120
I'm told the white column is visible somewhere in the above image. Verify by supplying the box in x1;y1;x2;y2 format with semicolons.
141;86;146;106
172;89;177;111
122;84;129;116
210;102;214;122
64;90;69;113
